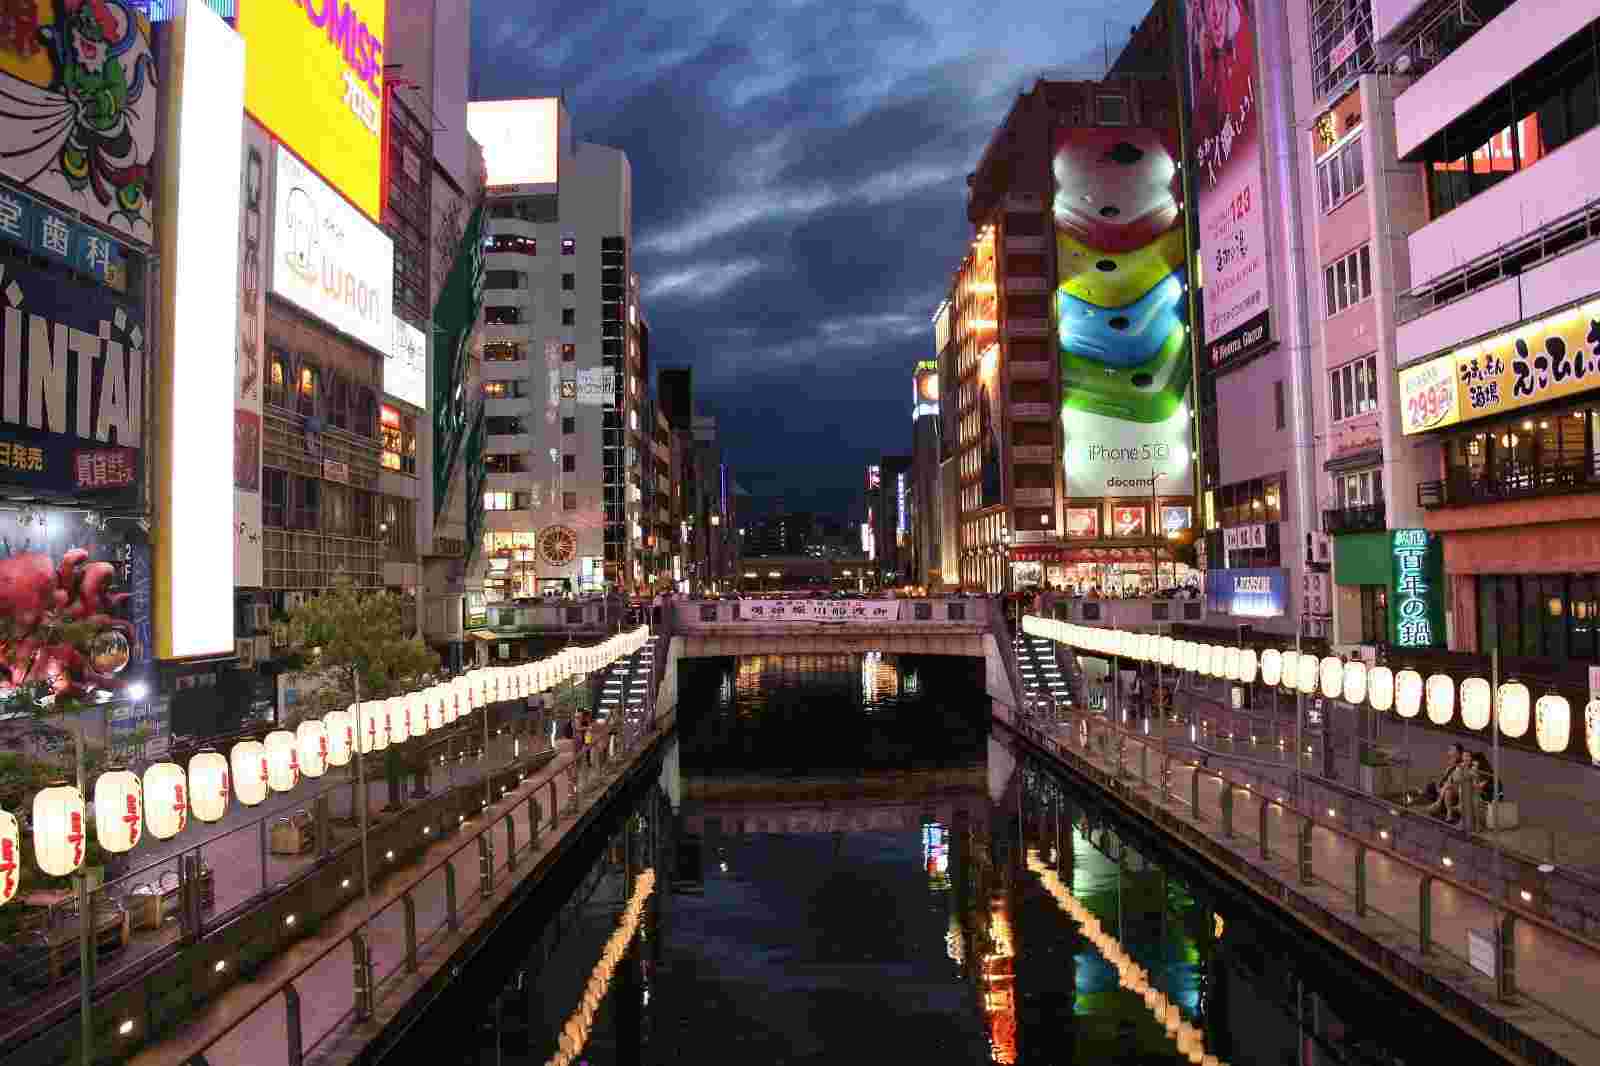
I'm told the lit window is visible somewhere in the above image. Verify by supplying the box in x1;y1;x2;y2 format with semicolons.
561;237;576;255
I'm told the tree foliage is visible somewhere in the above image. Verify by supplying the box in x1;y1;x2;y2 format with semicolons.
285;588;440;704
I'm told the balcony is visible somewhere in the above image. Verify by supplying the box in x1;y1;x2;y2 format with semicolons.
1004;235;1047;253
1014;487;1054;507
1418;457;1600;508
1011;402;1055;421
1323;498;1388;534
1005;319;1050;339
1005;276;1049;294
1012;444;1054;463
1010;358;1051;382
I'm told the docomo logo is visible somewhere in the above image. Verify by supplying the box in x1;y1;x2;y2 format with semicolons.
289;0;384;103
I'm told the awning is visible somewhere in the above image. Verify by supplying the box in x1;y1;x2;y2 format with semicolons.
467;629;498;641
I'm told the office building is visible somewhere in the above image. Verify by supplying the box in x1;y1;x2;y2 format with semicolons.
911;360;945;587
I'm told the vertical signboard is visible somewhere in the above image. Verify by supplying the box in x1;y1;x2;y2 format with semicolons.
1187;0;1272;368
1389;529;1444;648
234;120;269;588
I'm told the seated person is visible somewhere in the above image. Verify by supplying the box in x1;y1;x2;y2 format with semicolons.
1470;751;1500;805
1423;747;1475;822
1412;743;1465;806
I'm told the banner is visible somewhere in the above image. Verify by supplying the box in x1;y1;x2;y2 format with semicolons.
234;121;268;588
737;599;899;624
576;366;616;407
0;183;130;291
1187;0;1273;368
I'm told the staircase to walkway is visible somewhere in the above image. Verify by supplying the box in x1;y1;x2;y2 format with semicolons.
596;635;660;728
1012;628;1070;710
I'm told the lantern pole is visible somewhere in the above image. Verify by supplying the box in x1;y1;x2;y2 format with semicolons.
1294;630;1304;806
1491;649;1502;894
354;670;371;916
76;708;92;1066
483;673;492;813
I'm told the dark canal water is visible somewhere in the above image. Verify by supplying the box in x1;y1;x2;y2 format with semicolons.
397;652;1497;1065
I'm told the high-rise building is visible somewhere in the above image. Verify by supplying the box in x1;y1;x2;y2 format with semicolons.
466;98;645;598
871;455;913;586
911;360;945;587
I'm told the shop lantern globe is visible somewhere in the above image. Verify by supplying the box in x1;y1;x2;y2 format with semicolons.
1497;681;1531;738
1426;674;1456;726
297;720;329;778
1368;666;1394;712
188;750;230;823
231;740;269;807
1260;649;1282;687
0;808;17;906
1296;653;1318;694
93;768;142;854
32;784;85;877
264;730;300;793
1342;661;1367;706
1536;694;1571;753
143;761;189;840
324;709;354;768
1224;647;1241;682
1458;677;1491;730
1280;650;1300;689
1319;657;1343;700
1394;670;1423;718
1586;700;1600;764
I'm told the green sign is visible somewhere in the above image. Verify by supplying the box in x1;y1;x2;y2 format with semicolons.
1390;529;1444;648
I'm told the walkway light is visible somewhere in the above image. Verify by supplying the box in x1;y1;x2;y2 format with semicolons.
1536;693;1570;753
1342;661;1366;705
1426;674;1455;726
1296;653;1317;694
297;720;330;778
1319;656;1342;700
188;750;230;822
324;709;354;767
143;761;190;839
264;730;300;793
231;740;269;807
1395;670;1423;718
1369;666;1394;712
1459;677;1491;730
0;809;18;906
93;768;142;853
32;784;85;877
1497;681;1531;738
1260;649;1281;686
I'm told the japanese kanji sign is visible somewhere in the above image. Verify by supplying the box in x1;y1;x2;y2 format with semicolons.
736;599;898;625
0;183;130;291
1389;529;1443;649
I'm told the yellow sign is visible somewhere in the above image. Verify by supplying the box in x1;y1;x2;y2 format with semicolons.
1400;299;1600;435
238;0;387;222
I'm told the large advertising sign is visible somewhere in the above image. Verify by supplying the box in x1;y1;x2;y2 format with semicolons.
1187;0;1272;368
0;0;157;243
1399;297;1600;435
913;359;938;420
0;182;132;292
238;0;386;222
466;99;560;194
387;316;426;409
1055;126;1193;497
1390;529;1443;648
0;261;144;499
272;144;393;356
235;120;269;588
1205;567;1288;618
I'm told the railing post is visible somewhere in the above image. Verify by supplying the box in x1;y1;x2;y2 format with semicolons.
504;813;517;871
1497;912;1517;1001
1161;751;1172;804
478;833;494;898
1190;766;1201;818
444;863;459;932
350;931;373;1021
549;778;559;826
1297;816;1314;885
402;891;418;973
526;794;541;849
259;817;270;897
1354;844;1368;917
314;794;332;857
1220;780;1234;838
1259;798;1270;860
1419;875;1434;955
1140;742;1149;785
284;981;304;1066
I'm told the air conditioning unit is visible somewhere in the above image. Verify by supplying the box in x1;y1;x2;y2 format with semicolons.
1306;532;1332;565
235;638;256;670
283;591;306;612
252;603;270;631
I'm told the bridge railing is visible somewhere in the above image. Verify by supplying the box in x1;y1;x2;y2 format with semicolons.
668;595;997;629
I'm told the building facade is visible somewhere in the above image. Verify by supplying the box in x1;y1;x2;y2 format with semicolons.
911;360;945;587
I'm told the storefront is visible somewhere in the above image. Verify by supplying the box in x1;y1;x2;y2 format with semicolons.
1330;530;1445;650
1011;545;1197;595
1399;294;1600;656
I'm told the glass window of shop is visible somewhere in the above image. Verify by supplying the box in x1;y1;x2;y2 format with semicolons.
1479;574;1600;661
1443;405;1596;487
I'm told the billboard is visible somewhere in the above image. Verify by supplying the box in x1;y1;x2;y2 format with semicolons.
1187;0;1272;368
272;144;393;356
466;99;560;193
238;0;386;222
1055;126;1193;498
0;0;157;243
978;348;1003;508
1390;529;1443;648
913;360;938;420
1205;567;1288;618
234;119;269;588
387;316;427;409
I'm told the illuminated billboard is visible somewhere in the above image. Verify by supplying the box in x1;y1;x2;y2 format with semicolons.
867;465;881;490
387;317;427;409
272;145;394;355
913;360;939;420
467;99;560;192
1055;126;1193;498
238;0;386;222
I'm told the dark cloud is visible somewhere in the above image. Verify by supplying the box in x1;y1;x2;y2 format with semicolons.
471;0;1132;518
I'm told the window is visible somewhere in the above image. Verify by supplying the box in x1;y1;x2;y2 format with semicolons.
1329;354;1378;421
485;415;525;436
485;306;522;326
486;234;535;255
380;405;404;472
484;342;524;362
296;361;318;417
562;491;578;510
562;416;575;434
1095;95;1127;125
561;308;575;326
561;272;575;291
483;269;525;290
1337;468;1382;506
1274;380;1286;430
1309;0;1375;100
484;453;527;474
560;237;576;255
562;454;576;473
561;343;576;362
482;380;516;398
483;491;529;511
266;352;287;409
1323;244;1371;316
1317;136;1364;211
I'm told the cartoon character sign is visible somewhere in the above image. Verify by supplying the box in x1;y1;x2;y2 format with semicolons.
0;0;156;239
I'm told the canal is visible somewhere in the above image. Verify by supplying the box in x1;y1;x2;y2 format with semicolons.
394;652;1500;1065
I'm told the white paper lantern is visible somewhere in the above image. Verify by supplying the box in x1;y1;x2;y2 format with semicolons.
1459;677;1491;730
1296;653;1318;694
264;730;300;793
143;761;190;840
1342;661;1366;706
467;672;485;710
359;700;390;753
422;687;444;733
93;769;143;854
1497;681;1531;738
407;690;429;738
385;696;411;744
1319;657;1343;700
1159;636;1175;665
297;720;330;778
1585;700;1600;764
0;808;18;906
1237;648;1258;685
1196;644;1213;676
231;740;269;807
446;679;465;724
1395;670;1423;718
32;784;85;877
1369;666;1394;712
1426;674;1455;725
1224;647;1241;682
1536;694;1571;753
325;709;354;768
1260;649;1281;687
188;750;230;823
1280;650;1300;689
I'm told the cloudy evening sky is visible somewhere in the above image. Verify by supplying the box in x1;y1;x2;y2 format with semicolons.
471;0;1135;519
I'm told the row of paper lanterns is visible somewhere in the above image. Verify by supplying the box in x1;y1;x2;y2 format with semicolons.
1027;850;1223;1066
548;867;657;1066
1023;616;1593;758
0;628;653;902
